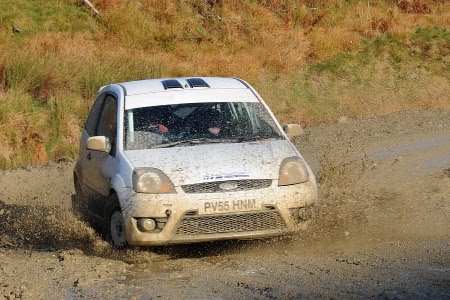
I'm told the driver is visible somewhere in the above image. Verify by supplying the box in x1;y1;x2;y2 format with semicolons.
203;109;223;137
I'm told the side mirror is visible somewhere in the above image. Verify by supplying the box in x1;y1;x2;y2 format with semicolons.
283;124;304;139
87;136;111;152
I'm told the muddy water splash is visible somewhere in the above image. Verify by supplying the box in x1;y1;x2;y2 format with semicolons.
284;142;405;251
0;200;158;262
299;144;370;238
0;200;100;249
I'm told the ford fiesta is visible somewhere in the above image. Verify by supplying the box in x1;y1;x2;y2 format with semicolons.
73;77;318;247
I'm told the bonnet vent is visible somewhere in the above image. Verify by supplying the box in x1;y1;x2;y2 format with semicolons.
186;78;210;88
162;79;183;90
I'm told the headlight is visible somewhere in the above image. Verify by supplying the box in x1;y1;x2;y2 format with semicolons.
132;168;176;194
278;156;309;186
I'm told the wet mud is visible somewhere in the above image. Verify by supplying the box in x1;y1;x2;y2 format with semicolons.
1;109;450;299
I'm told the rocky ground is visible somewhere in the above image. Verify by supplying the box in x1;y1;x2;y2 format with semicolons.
0;109;449;299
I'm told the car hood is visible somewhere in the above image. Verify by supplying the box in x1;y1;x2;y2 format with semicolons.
123;140;300;186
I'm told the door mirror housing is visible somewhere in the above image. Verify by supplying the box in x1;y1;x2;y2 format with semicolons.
87;136;111;152
283;124;304;139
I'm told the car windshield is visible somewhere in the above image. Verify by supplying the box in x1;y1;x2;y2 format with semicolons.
124;102;283;150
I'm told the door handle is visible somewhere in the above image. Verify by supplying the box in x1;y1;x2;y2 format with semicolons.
87;152;92;160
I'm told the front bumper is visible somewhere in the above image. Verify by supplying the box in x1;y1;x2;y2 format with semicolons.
120;180;317;246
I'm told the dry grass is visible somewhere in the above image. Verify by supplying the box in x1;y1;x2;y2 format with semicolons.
0;0;449;167
308;26;362;60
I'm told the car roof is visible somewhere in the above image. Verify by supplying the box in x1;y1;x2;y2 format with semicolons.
115;77;249;96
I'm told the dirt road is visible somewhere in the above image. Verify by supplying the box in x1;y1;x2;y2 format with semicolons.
0;109;449;299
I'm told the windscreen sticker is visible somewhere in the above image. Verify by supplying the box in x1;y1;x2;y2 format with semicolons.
203;172;250;181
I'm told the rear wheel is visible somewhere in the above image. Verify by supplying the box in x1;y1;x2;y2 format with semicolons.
72;176;88;221
104;194;128;248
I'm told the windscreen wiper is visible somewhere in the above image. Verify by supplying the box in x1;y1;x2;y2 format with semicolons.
237;135;281;143
152;138;223;148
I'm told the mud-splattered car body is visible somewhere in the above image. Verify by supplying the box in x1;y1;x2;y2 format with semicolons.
73;77;317;247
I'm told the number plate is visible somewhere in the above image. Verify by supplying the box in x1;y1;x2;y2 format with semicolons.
199;199;261;215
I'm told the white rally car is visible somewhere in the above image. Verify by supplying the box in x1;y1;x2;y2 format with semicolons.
73;77;318;247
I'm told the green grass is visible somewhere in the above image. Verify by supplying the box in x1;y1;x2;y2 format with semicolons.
0;0;97;39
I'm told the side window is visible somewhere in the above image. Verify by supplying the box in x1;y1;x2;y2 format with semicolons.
85;93;106;136
97;94;118;148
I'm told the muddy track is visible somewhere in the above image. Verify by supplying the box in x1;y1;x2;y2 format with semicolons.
1;109;449;299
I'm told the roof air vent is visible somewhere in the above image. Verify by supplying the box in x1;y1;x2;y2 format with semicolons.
162;79;183;90
186;78;210;88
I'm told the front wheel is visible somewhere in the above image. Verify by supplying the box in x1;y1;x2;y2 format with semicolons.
104;194;128;248
109;209;127;248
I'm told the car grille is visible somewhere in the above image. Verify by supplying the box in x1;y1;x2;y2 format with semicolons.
181;179;272;194
176;211;286;235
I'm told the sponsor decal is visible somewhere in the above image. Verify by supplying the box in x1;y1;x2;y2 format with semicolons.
203;172;250;181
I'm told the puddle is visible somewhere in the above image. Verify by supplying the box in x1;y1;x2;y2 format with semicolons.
425;266;450;273
369;135;450;160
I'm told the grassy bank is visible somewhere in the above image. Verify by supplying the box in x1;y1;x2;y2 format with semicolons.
0;0;449;167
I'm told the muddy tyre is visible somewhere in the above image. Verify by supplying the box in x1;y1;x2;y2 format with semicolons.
104;194;128;248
